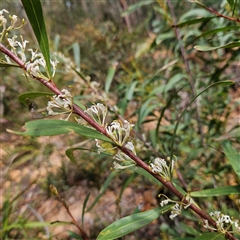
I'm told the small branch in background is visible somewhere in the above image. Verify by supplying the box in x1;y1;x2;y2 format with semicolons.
49;185;89;240
120;0;132;33
189;0;240;23
166;0;205;148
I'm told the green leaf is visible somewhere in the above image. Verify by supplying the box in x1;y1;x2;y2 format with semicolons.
169;80;234;161
96;206;172;240
196;26;240;39
125;81;138;101
18;92;53;104
5;221;51;230
227;0;235;9
121;1;154;17
72;42;81;70
175;17;214;28
105;62;117;94
82;193;90;227
156;32;174;45
66;147;98;163
164;73;187;92
68;230;83;240
222;141;240;178
8;119;113;143
0;61;20;68
191;185;240;197
195;232;225;240
179;222;201;236
135;167;162;186
21;0;52;77
194;41;240;51
174;238;195;240
137;97;157;129
179;8;212;22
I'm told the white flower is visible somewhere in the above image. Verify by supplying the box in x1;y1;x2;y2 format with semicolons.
7;35;18;50
112;141;136;170
50;58;59;77
169;203;181;219
125;141;136;153
84;103;108;126
4;54;11;63
10;14;18;28
150;157;174;181
0;9;9;35
207;211;239;234
0;10;24;42
235;221;240;233
160;199;170;207
25;61;42;78
106;120;134;146
16;37;29;51
183;193;194;209
46;89;73;120
113;161;135;170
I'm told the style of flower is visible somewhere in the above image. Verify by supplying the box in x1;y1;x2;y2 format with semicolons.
150;157;174;181
46;89;73;120
106;120;134;146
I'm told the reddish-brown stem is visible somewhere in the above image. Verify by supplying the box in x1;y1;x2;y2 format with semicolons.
0;43;237;240
192;2;240;23
61;199;88;240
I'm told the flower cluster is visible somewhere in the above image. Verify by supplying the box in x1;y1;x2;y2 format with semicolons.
76;103;136;169
106;120;134;146
150;157;175;181
1;9;58;79
76;103;108;128
25;49;58;79
46;89;73;120
159;193;194;220
203;211;240;234
113;141;137;170
0;9;23;42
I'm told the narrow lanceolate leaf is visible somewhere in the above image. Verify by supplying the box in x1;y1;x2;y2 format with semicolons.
191;185;240;197
18;92;53;104
121;0;154;17
0;61;20;68
7;119;113;143
66;147;100;163
223;141;240;178
195;232;225;240
21;0;52;77
96;206;172;240
105;62;118;94
194;41;240;51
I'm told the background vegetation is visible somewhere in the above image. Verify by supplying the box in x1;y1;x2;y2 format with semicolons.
1;0;239;239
